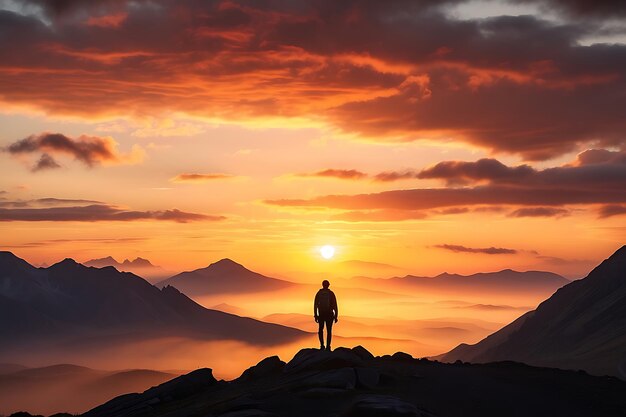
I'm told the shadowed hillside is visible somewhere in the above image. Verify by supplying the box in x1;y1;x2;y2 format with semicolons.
440;245;626;378
0;252;306;357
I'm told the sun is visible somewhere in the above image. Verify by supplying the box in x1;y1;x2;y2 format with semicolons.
320;245;335;259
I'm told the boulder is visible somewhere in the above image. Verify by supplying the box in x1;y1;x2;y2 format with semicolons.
239;355;285;382
351;345;375;361
299;367;357;389
391;352;414;362
285;348;363;373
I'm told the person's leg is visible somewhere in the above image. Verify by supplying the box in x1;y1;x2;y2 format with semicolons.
318;319;325;349
326;319;333;350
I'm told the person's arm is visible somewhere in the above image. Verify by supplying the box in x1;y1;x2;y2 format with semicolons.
332;292;338;321
313;292;319;321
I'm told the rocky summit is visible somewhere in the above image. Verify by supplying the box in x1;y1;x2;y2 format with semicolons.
84;346;626;417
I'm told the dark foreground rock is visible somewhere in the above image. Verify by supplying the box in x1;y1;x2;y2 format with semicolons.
83;346;626;417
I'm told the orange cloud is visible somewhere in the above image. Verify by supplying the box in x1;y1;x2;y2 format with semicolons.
0;2;624;159
295;169;367;180
0;204;224;223
171;173;238;183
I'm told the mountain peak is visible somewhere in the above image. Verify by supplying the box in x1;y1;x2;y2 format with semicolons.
122;257;154;267
54;258;79;267
209;258;247;271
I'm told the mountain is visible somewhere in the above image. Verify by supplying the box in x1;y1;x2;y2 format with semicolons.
352;269;569;295
440;245;626;379
157;258;295;296
0;251;306;351
0;363;177;415
84;346;626;417
83;256;168;281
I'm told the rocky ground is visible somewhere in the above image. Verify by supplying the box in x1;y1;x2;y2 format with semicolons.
82;346;626;417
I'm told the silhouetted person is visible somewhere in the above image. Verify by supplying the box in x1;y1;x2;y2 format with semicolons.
314;279;338;351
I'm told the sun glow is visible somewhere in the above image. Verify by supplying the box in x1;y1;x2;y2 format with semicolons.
320;245;335;259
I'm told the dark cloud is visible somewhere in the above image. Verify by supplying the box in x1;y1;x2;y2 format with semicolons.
0;3;624;159
414;151;626;190
265;185;626;211
32;153;61;171
508;207;570;218
171;173;237;183
373;170;418;182
296;169;368;180
0;204;224;222
418;159;534;185
598;204;626;218
433;244;517;255
4;132;140;168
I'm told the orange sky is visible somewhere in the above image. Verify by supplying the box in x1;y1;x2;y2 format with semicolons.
1;0;624;280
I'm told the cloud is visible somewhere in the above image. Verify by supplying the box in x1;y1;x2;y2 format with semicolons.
0;2;625;159
373;170;418;182
433;244;517;255
0;204;224;222
508;207;570;218
295;169;367;180
417;159;534;185
415;151;626;190
32;153;61;171
4;132;144;169
264;185;626;211
171;173;237;183
598;204;626;219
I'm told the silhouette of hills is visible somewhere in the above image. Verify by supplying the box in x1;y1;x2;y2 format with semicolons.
83;256;168;281
84;346;626;417
440;245;626;378
157;258;295;296
0;251;305;350
352;269;568;295
0;363;177;415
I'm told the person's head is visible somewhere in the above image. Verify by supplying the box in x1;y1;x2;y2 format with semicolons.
322;280;330;289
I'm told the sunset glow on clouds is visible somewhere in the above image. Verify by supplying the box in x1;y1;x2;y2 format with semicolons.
0;0;624;278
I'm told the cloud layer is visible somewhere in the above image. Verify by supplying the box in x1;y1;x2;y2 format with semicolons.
266;150;626;220
0;1;625;159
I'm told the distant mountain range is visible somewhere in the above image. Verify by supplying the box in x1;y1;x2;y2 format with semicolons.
84;256;168;281
157;258;296;296
351;269;569;295
440;245;626;379
0;364;178;415
0;252;306;352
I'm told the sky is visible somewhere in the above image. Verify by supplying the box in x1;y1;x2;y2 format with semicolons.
0;0;625;279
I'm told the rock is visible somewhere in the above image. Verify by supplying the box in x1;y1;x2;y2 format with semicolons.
299;367;357;389
391;352;414;362
285;348;363;373
342;395;428;417
351;345;375;361
239;355;285;381
355;367;380;389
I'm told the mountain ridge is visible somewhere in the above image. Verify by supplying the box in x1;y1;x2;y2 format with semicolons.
440;245;626;378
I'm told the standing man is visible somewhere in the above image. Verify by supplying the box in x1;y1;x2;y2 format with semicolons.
314;280;338;351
